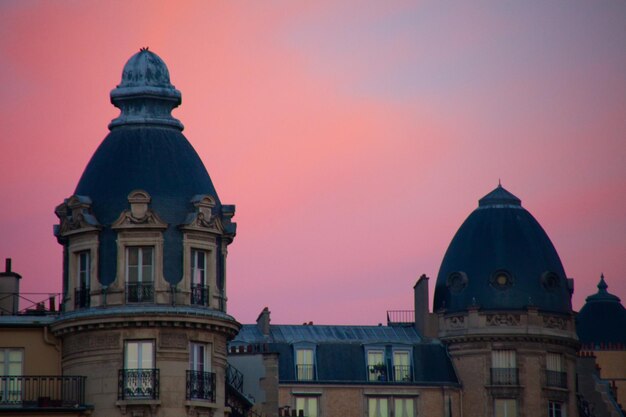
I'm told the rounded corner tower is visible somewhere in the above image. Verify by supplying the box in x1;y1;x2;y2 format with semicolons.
434;184;579;417
51;49;239;417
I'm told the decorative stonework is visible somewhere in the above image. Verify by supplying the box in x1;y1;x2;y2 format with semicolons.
159;332;188;349
181;195;219;232
447;315;466;329
63;333;120;356
486;314;520;326
112;190;168;230
55;195;101;237
543;315;568;330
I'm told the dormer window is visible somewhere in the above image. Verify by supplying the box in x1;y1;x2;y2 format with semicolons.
295;348;315;381
392;350;411;382
191;249;208;306
75;251;91;309
126;247;154;303
367;350;386;382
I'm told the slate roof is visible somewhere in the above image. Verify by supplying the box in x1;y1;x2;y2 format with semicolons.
232;324;459;385
576;275;626;346
434;185;572;314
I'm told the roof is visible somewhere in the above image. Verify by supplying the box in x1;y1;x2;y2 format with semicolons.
576;275;626;346
434;185;571;314
231;324;458;385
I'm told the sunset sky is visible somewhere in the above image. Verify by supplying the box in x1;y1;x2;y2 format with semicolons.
0;1;624;325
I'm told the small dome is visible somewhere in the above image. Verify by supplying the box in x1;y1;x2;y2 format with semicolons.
109;48;182;130
434;185;572;314
576;275;626;346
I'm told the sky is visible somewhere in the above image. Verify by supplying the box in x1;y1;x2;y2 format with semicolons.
0;0;624;325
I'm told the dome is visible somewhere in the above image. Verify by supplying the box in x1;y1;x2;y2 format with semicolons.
73;49;232;286
433;185;572;314
576;275;626;346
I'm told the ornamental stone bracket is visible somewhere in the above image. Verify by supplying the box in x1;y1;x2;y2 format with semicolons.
112;190;168;230
54;195;101;238
116;400;160;417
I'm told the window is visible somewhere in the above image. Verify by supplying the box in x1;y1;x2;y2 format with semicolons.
126;247;154;302
0;349;23;404
491;350;517;385
75;251;90;308
368;397;389;417
549;401;565;417
394;398;415;417
295;396;319;417
191;249;208;305
367;350;386;381
393;350;411;382
121;341;157;399
296;348;315;381
546;353;566;388
494;399;517;417
188;342;214;401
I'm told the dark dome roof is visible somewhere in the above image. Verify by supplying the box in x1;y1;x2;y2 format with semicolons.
74;50;223;285
434;185;572;314
576;275;626;346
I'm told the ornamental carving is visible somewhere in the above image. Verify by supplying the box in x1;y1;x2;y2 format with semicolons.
181;194;219;232
112;190;167;230
55;195;101;237
486;314;520;326
447;315;466;329
543;315;568;330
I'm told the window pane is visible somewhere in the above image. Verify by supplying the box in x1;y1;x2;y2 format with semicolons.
492;350;516;368
142;248;153;266
140;342;153;368
128;247;138;266
368;398;388;417
395;398;414;417
126;343;138;368
547;353;562;372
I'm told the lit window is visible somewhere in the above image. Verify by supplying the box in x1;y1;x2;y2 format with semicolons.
122;341;156;399
548;401;565;417
126;247;154;302
296;348;315;381
0;349;23;404
367;350;386;381
191;250;208;305
494;399;517;417
368;397;389;417
491;350;517;385
296;396;319;417
394;398;415;417
393;350;411;382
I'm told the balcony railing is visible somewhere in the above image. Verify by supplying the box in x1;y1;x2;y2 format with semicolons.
191;284;209;306
546;370;567;388
393;365;413;382
227;364;244;392
490;367;519;385
0;375;86;407
186;371;216;402
126;282;154;303
296;364;315;381
387;310;415;326
118;369;159;400
74;288;90;309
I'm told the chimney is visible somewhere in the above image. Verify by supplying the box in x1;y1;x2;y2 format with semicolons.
256;307;271;336
414;274;430;335
0;258;21;315
5;258;11;273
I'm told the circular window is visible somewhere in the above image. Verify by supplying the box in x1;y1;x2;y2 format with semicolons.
490;269;514;290
541;271;560;290
447;271;468;293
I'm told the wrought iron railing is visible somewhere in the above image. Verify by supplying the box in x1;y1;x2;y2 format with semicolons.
368;364;389;382
191;284;209;306
393;365;413;382
490;367;519;385
186;371;215;402
386;310;415;325
546;370;567;388
296;364;315;381
227;364;244;392
0;292;62;315
126;282;154;303
74;288;90;309
118;369;159;400
0;375;85;407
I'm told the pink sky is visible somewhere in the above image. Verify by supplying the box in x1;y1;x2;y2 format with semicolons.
0;1;624;325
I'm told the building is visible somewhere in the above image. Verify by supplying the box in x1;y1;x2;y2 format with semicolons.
0;50;625;417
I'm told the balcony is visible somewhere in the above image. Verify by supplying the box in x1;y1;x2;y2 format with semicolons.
368;364;389;382
126;282;154;303
296;364;315;381
118;369;159;400
186;371;216;402
0;375;86;408
191;284;209;306
74;287;90;309
546;370;567;388
490;368;519;385
393;365;413;382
